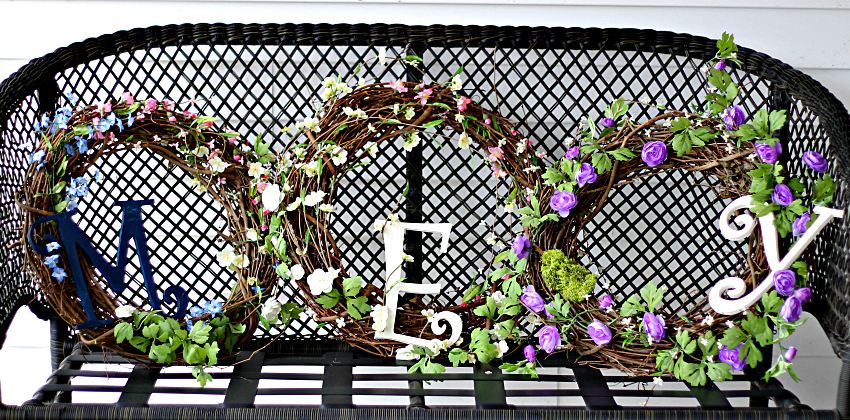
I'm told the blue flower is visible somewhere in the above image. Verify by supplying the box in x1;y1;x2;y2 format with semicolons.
189;305;205;318
44;255;60;268
126;113;135;128
184;315;194;331
115;116;124;132
63;144;76;156
29;150;45;165
50;114;69;134
46;242;61;252
18;141;33;152
39;114;50;130
76;136;89;154
64;92;79;106
66;200;78;211
92;168;104;184
36;161;46;171
204;299;223;316
52;267;68;282
56;106;73;117
70;177;89;198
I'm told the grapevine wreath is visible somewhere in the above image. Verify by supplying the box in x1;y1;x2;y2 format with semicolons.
18;33;838;386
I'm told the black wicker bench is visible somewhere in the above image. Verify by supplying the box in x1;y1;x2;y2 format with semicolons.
0;23;848;420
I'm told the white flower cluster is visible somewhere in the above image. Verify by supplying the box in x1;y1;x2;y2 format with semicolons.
371;304;389;332
306;267;341;295
216;247;250;270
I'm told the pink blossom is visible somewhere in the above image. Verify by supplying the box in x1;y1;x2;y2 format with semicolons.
252;199;258;205
162;100;175;111
96;102;112;114
168;116;177;122
200;121;214;129
136;112;145;120
492;166;508;178
144;99;157;113
120;92;135;105
153;135;161;142
511;130;517;135
389;79;408;93
257;182;269;193
233;155;242;162
457;96;472;112
485;118;492;125
92;131;105;140
228;138;238;144
502;274;512;281
488;146;505;160
261;225;268;231
537;152;544;158
415;88;433;105
133;142;142;150
219;177;226;185
262;209;271;215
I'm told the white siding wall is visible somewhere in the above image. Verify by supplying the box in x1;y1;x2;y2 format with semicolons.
0;0;847;408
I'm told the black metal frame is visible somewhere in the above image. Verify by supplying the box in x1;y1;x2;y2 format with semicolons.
0;23;848;418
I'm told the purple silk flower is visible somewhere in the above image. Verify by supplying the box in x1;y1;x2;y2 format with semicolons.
641;141;668;167
512;235;531;260
564;146;580;160
643;312;666;341
524;345;536;363
575;162;597;188
550;191;578;218
587;320;613;346
537;325;561;353
600;117;615;128
719;344;747;371
792;212;811;237
794;287;812;304
785;346;797;362
802;151;829;173
773;269;796;296
772;184;794;207
598;295;613;309
722;105;746;131
781;296;803;322
520;285;546;313
754;142;781;164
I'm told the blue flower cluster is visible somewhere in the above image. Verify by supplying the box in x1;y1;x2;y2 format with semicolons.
64;171;102;212
185;299;224;331
42;241;66;282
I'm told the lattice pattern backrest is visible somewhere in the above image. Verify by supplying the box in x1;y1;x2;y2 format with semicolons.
0;26;841;348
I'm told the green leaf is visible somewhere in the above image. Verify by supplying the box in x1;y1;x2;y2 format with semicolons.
707;362;733;382
316;290;342;309
149;344;174;364
502;276;522;299
620;294;645;317
142;324;160;339
792;261;808;278
353;62;362;75
189;322;212;345
343;276;362;298
463;282;483;303
473;297;498;320
54;200;69;213
114;322;134;344
404;55;424;62
448;348;469;367
762;290;783;314
493;250;510;264
671;132;692;157
129;336;150;353
591;152;613;175
541;167;567;186
346;296;371;319
813;175;836;206
768;110;787;132
719;327;747;349
608;148;637;161
421;120;442;129
205;341;219;366
639;282;664;312
73;125;91;136
671;117;691;132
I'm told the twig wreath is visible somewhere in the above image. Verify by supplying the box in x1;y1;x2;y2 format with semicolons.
17;33;840;386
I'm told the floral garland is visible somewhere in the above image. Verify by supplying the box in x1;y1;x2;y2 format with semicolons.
19;33;838;386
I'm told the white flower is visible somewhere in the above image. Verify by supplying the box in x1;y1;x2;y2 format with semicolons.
387;214;400;224
246;229;259;241
358;78;367;88
303;191;327;207
115;305;135;318
485;235;498;245
707;355;715;363
701;314;714;326
217;248;237;267
343;107;367;120
193;146;210;157
319;203;335;213
491;291;505;307
455;114;465;123
247;277;257;285
700;337;709;346
262;184;283;212
262;299;282;323
495;340;509;358
663;119;672;128
300;160;319;177
248;162;265;178
450;74;462;92
370;304;389;332
640;96;651;105
747;153;757;161
307;268;336;295
286;197;302;211
367;124;377;134
322;77;336;88
504;202;516;213
401;252;414;263
653;377;664;386
402;133;420;152
290;264;305;280
523;166;541;173
428;338;443;356
392;103;401;114
208;156;230;173
335;317;346;328
365;141;378;156
374;219;386;232
725;320;735;328
302;117;321;133
421;309;435;322
331;147;348;166
489;328;503;341
725;143;735;154
457;132;471;149
621;317;632;326
377;47;387;65
232;254;250;269
404;107;415;120
396;344;420;361
190;178;207;193
730;52;737;59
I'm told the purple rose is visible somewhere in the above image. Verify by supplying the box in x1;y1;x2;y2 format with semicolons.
714;59;727;71
600;117;615;128
722;105;746;131
784;346;797;362
780;296;802;322
773;269;796;296
550;191;578;218
719;344;747;371
794;287;812;304
772;183;794;207
512;235;531;260
643;312;666;341
524;344;536;363
564;146;580;160
598;295;613;309
792;212;811;237
537;324;561;354
641;141;667;167
802;151;829;173
754;142;781;164
587;320;613;346
521;285;546;313
575;162;597;188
